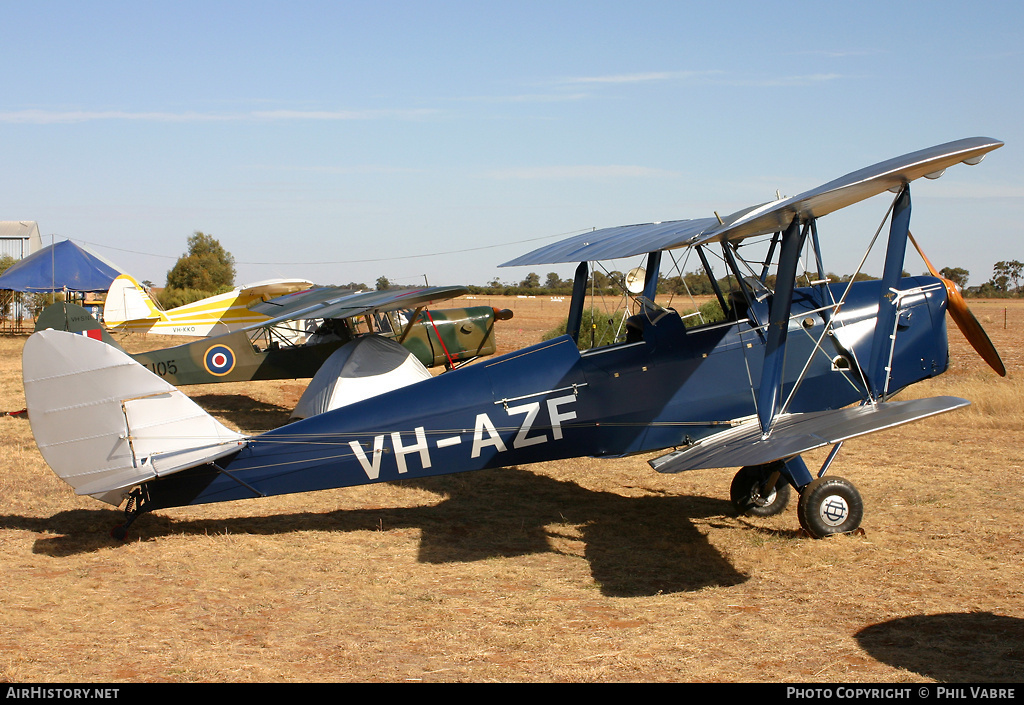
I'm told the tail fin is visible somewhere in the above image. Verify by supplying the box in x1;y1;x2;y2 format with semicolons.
23;330;246;505
34;301;125;351
103;274;167;327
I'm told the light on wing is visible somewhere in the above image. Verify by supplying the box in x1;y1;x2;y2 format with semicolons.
23;330;245;504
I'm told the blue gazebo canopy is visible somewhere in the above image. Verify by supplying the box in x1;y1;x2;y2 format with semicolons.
0;239;124;293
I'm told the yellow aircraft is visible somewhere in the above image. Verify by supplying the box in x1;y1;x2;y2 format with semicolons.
102;274;314;337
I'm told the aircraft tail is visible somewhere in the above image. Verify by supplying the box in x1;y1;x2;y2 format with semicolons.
23;330;246;505
34;301;126;351
103;274;168;327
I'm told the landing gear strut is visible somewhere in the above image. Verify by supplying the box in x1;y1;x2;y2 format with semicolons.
730;462;791;517
730;458;865;538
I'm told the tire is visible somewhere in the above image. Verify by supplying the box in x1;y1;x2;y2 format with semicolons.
797;476;864;538
730;463;792;517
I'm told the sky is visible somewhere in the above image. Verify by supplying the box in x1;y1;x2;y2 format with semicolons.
3;0;1022;290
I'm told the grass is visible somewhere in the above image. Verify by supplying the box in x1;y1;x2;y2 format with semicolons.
541;297;726;349
0;296;1023;682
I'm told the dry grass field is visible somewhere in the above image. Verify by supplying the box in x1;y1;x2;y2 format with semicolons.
1;295;1023;683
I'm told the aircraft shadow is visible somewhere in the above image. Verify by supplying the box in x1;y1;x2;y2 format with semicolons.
404;470;749;597
855;612;1024;682
11;467;749;597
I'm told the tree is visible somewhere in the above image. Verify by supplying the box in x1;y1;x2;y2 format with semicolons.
939;267;969;289
992;260;1023;294
544;272;562;289
165;231;236;292
520;272;540;289
376;275;391;291
681;270;715;296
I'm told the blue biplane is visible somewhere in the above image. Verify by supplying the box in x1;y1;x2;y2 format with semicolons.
22;137;1005;540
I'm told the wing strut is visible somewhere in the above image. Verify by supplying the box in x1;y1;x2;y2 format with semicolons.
866;185;912;400
566;261;589;344
642;251;662;304
807;220;834;324
755;215;807;437
723;242;765;331
758;231;781;284
697;245;732;320
423;308;456;369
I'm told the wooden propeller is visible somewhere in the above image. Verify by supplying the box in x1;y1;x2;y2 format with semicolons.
908;231;1006;377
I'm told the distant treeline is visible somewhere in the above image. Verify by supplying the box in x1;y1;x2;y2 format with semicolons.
463;264;1024;299
460;270;885;299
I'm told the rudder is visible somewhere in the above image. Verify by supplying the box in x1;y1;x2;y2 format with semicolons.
23;330;246;505
103;274;166;327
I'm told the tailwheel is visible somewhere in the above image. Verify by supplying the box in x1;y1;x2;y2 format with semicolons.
110;487;148;542
730;462;791;517
797;476;863;538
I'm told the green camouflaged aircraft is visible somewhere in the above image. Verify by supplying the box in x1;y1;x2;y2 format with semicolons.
36;285;512;387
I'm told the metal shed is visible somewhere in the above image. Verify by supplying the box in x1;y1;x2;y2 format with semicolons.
0;221;43;260
0;222;42;332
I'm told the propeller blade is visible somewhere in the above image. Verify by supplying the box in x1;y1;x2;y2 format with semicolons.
908;232;1006;377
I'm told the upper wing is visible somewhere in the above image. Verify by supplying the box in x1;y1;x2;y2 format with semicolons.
499;218;720;268
246;285;471;330
500;136;1003;267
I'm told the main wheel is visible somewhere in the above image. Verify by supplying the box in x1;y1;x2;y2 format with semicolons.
797;476;863;538
730;463;792;517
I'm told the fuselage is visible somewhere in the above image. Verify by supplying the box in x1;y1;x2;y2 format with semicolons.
103;276;314;337
140;276;950;511
126;306;502;385
113;289;279;337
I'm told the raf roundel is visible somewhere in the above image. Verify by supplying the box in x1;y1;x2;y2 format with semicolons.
203;344;236;376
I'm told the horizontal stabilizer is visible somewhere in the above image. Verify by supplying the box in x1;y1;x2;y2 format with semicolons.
649;396;970;473
23;330;246;505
